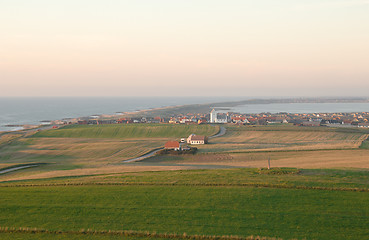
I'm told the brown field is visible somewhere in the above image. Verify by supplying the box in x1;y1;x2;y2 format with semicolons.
0;163;19;169
0;136;168;181
198;128;368;153
147;149;369;169
1;165;194;182
0;133;21;145
21;138;166;164
1;124;369;182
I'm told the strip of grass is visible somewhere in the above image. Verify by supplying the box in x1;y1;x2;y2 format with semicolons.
32;124;219;139
0;185;368;240
0;232;163;240
3;168;369;192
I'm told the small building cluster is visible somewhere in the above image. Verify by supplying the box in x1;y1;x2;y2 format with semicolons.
164;134;208;151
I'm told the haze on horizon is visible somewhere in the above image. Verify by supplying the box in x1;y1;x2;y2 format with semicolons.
1;0;369;97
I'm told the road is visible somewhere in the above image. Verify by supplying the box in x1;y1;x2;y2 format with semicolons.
0;164;39;175
209;126;227;139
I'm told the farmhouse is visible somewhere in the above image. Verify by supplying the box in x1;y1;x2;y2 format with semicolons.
164;141;181;150
187;134;208;145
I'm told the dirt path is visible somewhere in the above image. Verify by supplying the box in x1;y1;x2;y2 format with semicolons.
0;164;39;175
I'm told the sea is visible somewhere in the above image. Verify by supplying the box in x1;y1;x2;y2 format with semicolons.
1;97;369;132
0;97;238;132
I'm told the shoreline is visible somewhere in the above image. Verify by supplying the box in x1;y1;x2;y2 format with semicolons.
2;97;369;134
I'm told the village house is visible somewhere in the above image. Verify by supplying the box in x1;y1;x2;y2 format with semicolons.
187;134;208;144
164;141;181;150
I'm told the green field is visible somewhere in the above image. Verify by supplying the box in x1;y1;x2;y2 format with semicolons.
33;124;219;139
0;232;158;240
1;124;369;240
1;168;369;240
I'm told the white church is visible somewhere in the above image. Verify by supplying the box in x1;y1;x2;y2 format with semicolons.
210;109;229;123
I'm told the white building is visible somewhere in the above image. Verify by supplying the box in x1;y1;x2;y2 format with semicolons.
187;134;208;144
210;109;217;123
210;109;228;123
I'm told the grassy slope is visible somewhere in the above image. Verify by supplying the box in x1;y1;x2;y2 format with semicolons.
0;232;159;240
3;168;369;190
32;124;219;139
0;184;368;240
1;168;369;240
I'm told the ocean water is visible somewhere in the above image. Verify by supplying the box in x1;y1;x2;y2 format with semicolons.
0;97;237;132
231;102;369;114
1;97;369;132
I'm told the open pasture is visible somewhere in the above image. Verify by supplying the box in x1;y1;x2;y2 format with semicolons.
1;170;369;240
0;232;153;240
33;124;219;139
3;167;369;191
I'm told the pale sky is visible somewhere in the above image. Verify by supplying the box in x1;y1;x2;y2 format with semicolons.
1;0;369;97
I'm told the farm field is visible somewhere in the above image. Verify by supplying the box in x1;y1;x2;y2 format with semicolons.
33;124;219;139
3;167;369;190
1;124;369;240
0;232;159;240
0;124;218;180
197;125;369;153
1;168;369;240
147;149;369;169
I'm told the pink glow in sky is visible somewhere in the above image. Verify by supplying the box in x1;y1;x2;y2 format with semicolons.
1;0;369;97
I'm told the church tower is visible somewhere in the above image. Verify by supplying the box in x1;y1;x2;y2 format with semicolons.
210;109;217;123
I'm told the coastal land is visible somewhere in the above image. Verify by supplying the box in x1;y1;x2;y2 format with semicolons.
111;97;369;118
1;97;369;240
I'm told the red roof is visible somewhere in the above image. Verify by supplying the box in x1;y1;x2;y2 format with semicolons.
190;135;206;141
164;141;180;149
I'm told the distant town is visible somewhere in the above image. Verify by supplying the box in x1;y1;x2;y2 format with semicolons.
51;108;369;128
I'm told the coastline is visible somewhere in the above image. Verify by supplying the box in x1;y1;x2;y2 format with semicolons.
2;97;369;133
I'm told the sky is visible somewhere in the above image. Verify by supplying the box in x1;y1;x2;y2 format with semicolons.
1;0;369;97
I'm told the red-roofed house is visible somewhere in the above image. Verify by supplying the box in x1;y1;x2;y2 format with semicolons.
164;141;181;150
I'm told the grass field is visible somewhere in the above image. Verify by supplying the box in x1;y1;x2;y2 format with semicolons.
1;168;369;240
0;232;156;240
33;124;219;139
1;123;369;240
3;167;369;190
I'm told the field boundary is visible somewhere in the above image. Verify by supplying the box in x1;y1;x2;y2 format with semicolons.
0;226;282;240
1;181;368;192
